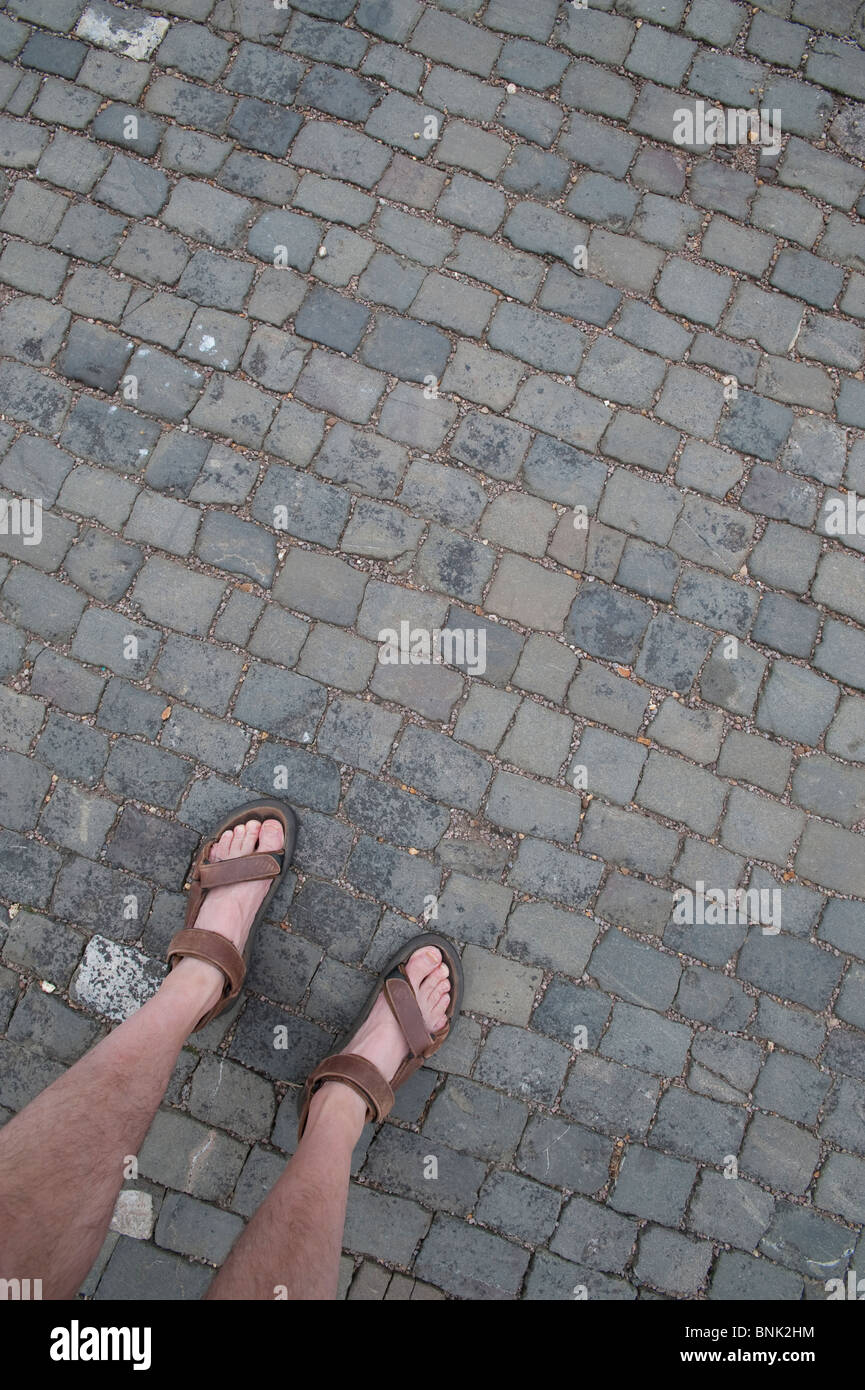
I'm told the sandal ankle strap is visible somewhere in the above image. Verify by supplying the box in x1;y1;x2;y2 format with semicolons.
297;1053;394;1137
167;927;245;1002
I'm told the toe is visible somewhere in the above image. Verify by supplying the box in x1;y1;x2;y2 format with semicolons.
231;820;260;856
258;818;286;854
430;1003;449;1031
245;819;264;855
422;962;450;995
210;829;234;862
430;979;451;1006
405;945;441;992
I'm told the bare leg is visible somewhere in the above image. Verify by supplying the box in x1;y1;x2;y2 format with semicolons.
208;946;451;1302
0;817;284;1300
0;958;223;1299
206;1084;366;1300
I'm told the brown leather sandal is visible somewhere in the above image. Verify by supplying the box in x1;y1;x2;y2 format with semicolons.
167;797;297;1032
297;931;463;1139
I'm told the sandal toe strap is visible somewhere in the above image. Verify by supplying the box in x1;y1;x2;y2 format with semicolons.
197;852;282;888
385;975;434;1058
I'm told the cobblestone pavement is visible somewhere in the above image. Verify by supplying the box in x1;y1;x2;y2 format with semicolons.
1;0;865;1302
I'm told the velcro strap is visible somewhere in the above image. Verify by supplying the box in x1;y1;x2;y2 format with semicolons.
308;1053;394;1123
167;927;246;998
196;853;281;888
385;976;433;1058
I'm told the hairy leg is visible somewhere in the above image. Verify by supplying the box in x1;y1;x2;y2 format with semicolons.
0;817;284;1300
0;959;221;1300
206;1085;366;1301
207;946;451;1302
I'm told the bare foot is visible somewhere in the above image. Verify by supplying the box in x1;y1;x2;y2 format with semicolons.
195;817;285;954
170;817;285;1017
309;946;451;1134
343;946;451;1083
